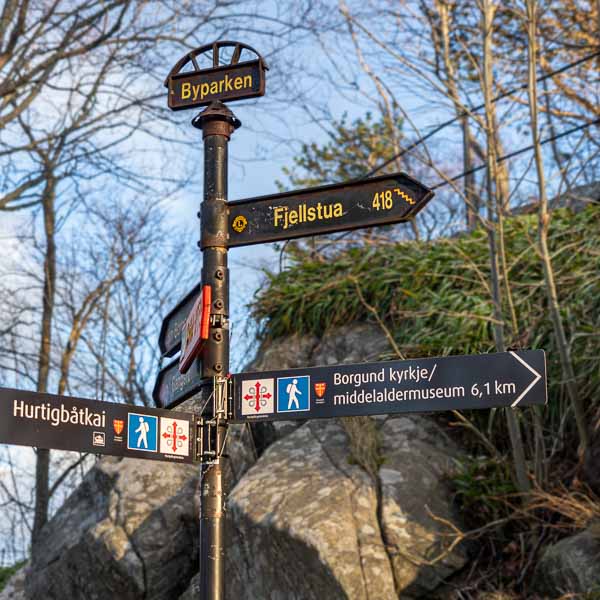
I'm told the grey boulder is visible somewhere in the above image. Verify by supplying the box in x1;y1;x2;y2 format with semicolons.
224;415;467;599
25;456;199;600
532;525;600;597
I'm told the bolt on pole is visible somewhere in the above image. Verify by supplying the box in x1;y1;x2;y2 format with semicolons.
193;101;240;600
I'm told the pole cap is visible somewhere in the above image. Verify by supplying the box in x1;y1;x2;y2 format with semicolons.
192;101;241;138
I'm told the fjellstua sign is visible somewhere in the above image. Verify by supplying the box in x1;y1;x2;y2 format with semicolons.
227;172;433;247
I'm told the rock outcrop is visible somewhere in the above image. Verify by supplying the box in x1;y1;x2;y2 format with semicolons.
23;324;470;599
25;456;199;600
378;416;467;596
531;525;600;598
225;415;467;599
248;323;390;372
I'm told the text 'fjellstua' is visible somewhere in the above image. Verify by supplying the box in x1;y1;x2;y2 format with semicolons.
273;201;344;230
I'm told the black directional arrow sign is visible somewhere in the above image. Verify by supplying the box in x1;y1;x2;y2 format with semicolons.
227;172;433;248
159;283;201;357
0;387;197;463
231;350;546;423
153;357;210;409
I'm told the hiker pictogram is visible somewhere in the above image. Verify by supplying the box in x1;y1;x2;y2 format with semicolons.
277;376;310;412
127;413;158;452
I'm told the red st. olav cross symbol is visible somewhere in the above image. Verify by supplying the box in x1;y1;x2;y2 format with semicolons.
243;381;272;412
162;423;188;453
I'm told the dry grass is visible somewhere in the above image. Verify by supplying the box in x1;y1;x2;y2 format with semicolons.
525;484;600;531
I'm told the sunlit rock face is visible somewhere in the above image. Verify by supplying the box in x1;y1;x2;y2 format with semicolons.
25;456;199;600
224;415;467;600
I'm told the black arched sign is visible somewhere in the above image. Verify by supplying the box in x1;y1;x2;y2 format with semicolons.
165;41;267;110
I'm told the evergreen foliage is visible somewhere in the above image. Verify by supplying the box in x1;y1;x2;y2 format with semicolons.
278;112;404;190
252;206;600;414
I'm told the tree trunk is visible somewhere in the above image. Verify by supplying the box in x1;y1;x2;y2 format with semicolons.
32;175;56;547
481;0;530;493
462;115;478;230
525;0;588;455
434;0;479;230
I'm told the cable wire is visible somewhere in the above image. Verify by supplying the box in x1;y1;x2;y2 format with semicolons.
365;50;600;179
430;118;600;191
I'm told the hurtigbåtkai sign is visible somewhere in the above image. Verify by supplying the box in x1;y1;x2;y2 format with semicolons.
0;387;196;464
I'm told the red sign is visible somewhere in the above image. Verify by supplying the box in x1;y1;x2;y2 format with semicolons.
113;419;124;435
179;285;212;374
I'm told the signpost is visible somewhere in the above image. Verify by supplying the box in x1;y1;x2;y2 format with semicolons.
227;172;433;247
0;387;197;464
155;38;551;600
232;350;547;423
0;38;551;600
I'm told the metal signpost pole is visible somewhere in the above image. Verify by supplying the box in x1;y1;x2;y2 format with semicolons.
193;101;239;600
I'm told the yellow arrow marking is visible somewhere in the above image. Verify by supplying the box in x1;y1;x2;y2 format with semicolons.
394;188;415;205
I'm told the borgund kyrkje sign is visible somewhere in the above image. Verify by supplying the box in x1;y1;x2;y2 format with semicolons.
232;350;547;422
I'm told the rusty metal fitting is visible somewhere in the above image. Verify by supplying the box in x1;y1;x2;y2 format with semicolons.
192;101;241;139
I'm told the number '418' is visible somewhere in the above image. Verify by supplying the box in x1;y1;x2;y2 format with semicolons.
372;190;393;210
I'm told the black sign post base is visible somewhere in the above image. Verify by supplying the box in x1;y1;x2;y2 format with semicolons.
193;101;239;600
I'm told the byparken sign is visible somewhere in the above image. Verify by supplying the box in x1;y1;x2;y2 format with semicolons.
165;41;267;111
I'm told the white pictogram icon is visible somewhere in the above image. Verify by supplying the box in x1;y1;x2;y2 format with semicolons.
135;416;150;449
286;378;301;409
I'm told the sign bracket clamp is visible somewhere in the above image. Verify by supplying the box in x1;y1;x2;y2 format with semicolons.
194;376;231;464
